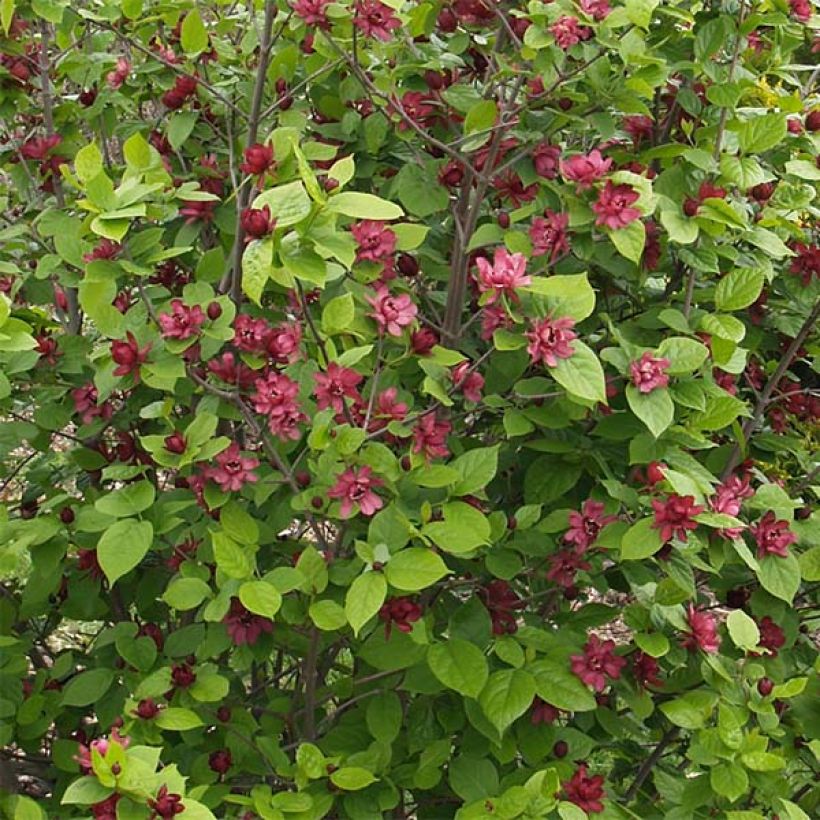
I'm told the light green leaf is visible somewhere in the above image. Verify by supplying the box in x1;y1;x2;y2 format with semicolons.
757;553;800;603
345;572;387;636
423;501;491;554
626;384;674;438
551;340;607;403
211;531;252;579
726;609;760;651
325;192;403;220
321;293;355;335
608;219;645;264
710;762;748;803
155;708;204;731
61;669;114;707
162;578;212;611
330;767;378;791
428;640;489;698
385;548;450;591
478;669;536;733
94;481;155;517
253;181;311;227
657;337;709;375
715;268;764;311
451;445;499;495
524;273;595;321
238;581;281;617
309;599;347;631
530;658;597;711
98;520;153;586
75;143;103;184
180;8;208;54
620;517;663;560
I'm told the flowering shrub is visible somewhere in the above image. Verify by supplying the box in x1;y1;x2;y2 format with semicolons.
0;0;819;818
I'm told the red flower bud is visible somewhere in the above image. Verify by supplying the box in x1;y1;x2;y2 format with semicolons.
397;253;419;277
424;70;444;90
79;88;97;107
553;740;568;758
805;109;820;132
207;301;222;320
164;432;187;454
758;678;774;696
240;205;276;240
438;8;458;32
60;506;75;524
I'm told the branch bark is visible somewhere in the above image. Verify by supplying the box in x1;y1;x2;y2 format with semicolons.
226;1;278;303
622;728;679;803
721;297;820;480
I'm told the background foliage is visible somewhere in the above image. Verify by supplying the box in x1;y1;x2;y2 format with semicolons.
0;0;819;818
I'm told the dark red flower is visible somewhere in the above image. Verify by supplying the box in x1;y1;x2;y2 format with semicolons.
592;182;641;230
546;549;591;588
493;171;538;207
354;0;401;40
133;698;161;719
314;363;363;413
170;663;196;689
438;160;465;188
351;220;397;263
412;412;452;460
788;242;820;287
206;443;260;492
240;205;276;240
91;794;120;820
240;143;275;176
551;16;593;49
750;511;796;559
630;351;670;393
111;332;151;379
570;635;626;692
147;785;185;819
532;143;561;179
209;748;232;775
207;352;256;388
530;697;561;725
293;0;333;28
651;494;704;543
756;616;786;657
479;579;525;635
164;432;187;454
562;764;606;814
530;210;570;262
410;327;439;355
166;537;200;572
681;604;720;654
631;651;663;689
138;622;165;651
379;596;423;638
83;239;122;264
77;548;105;581
526;315;577;367
564;500;617;553
158;299;205;340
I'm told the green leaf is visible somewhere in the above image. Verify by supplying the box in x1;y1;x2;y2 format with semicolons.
464;100;498;136
635;632;670;657
189;673;229;703
253;181;311;227
478;669;536;733
799;547;820;582
608;220;645;264
162;578;211;612
61;778;114;805
155;707;204;731
396;163;450;217
741;752;785;772
180;8;208;54
551;340;607;403
309;600;347;631
625;0;660;28
660;207;698;244
122;133;151;170
626;385;674;438
524;273;596;321
330;767;378;791
735;113;787;154
238;581;281;618
74;143;103;184
530;658;597;711
328;155;355;188
98;520;153;586
321;293;355;335
657;337;709;375
715;268;764;311
242;237;275;305
392;223;429;251
345;572;387;636
428;639;489;698
167;112;198;151
211;531;252;579
61;669;114;707
726;609;760;651
620;517;663;560
325;192;403;220
710;762;748;802
423;501;491;554
449;756;499;804
451;445;499;495
385;548;450;591
366;691;402;743
94;481;155;517
746;227;792;259
690;393;750;431
1;0;15;36
660;698;708;730
757;553;800;603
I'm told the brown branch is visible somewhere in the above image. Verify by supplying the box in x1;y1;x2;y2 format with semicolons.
721;297;820;480
713;2;748;161
38;20;81;334
302;627;321;740
622;728;679;803
228;0;278;303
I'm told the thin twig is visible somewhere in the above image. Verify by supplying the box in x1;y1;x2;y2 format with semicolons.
623;728;679;803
